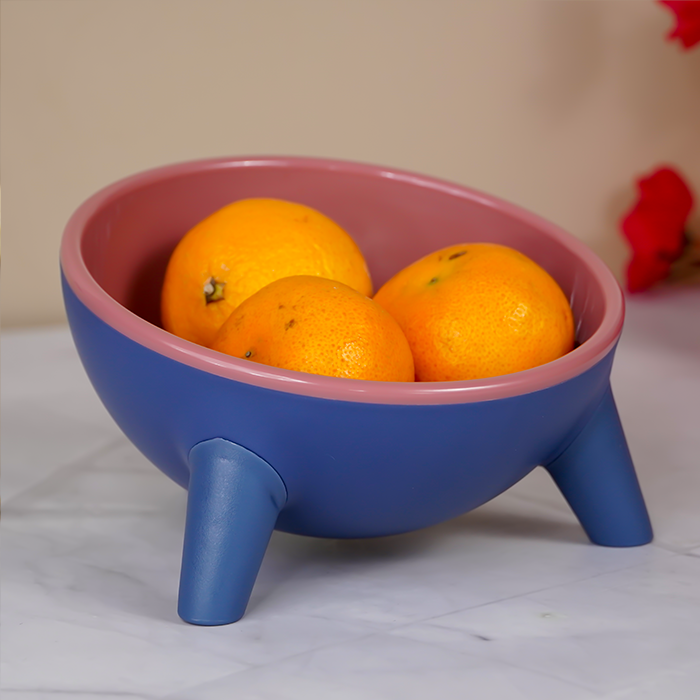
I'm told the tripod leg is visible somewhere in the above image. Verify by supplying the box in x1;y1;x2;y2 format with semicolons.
545;385;652;547
177;438;287;625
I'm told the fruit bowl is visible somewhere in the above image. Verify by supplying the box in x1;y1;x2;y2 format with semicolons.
60;156;652;625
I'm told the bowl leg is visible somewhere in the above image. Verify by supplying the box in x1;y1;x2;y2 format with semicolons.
177;438;287;625
544;384;653;547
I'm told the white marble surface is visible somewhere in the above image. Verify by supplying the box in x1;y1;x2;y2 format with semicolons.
2;287;699;700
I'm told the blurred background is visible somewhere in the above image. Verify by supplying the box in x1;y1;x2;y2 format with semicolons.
2;0;699;328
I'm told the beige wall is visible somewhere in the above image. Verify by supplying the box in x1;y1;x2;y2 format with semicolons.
2;0;699;328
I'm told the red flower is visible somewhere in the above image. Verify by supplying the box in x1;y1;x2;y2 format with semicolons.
620;167;694;292
659;1;700;49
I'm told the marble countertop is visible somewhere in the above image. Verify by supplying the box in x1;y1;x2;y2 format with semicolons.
2;287;699;700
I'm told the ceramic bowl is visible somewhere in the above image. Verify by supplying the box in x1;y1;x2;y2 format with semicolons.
61;156;652;625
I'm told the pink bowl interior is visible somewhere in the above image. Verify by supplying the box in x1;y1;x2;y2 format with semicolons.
62;156;623;405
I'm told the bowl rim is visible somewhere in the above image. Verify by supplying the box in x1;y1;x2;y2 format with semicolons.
60;155;624;406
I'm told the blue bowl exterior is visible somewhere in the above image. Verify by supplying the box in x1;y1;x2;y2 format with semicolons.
63;276;615;539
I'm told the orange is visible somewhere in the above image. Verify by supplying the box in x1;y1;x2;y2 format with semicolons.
211;275;414;382
161;198;372;347
373;243;575;382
